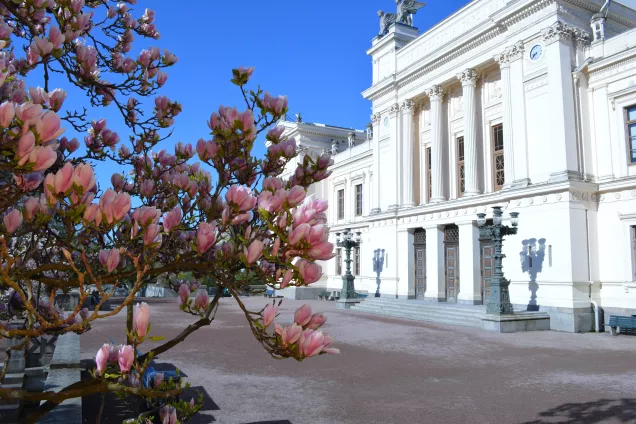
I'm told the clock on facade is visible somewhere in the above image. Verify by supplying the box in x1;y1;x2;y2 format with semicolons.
529;44;543;61
383;117;389;128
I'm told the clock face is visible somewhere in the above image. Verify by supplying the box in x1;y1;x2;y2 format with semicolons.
383;117;389;128
529;44;543;61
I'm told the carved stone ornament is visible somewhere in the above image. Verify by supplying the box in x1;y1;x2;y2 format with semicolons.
541;21;574;45
426;85;444;101
573;28;592;47
389;103;400;114
457;68;477;86
372;112;382;124
348;131;357;148
401;99;415;113
494;51;510;68
507;40;525;61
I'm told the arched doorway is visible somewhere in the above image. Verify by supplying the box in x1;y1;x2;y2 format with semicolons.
413;229;426;298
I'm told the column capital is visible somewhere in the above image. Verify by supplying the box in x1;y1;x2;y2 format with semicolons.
400;99;415;113
371;112;382;124
426;85;444;101
457;69;478;86
541;21;580;45
507;41;525;62
494;51;511;69
388;103;400;115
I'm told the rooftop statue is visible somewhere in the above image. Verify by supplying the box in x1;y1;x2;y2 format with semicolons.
378;0;426;37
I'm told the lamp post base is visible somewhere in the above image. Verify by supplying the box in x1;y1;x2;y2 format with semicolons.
336;298;362;310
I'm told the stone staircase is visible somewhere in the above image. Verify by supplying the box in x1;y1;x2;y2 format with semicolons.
350;298;488;329
0;369;24;423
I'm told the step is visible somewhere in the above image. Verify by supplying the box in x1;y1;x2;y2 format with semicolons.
350;306;483;328
352;305;486;319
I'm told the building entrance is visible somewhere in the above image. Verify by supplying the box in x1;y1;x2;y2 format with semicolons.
414;229;426;298
444;225;459;303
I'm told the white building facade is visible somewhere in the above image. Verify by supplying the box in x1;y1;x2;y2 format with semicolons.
280;0;636;332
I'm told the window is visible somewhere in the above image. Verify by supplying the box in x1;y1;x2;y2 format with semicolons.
354;247;360;276
492;124;505;191
457;136;465;197
632;226;636;281
626;105;636;164
426;146;432;201
336;248;342;275
337;189;344;220
355;184;363;216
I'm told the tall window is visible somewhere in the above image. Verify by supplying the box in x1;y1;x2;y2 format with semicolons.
355;184;363;216
354;247;360;276
627;105;636;164
337;189;344;220
336;248;342;275
492;124;505;191
426;146;432;200
457;136;465;197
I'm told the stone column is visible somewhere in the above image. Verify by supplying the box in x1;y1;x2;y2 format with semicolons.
427;85;445;203
508;41;530;188
457;222;482;305
494;52;515;189
424;225;445;301
397;230;415;299
371;113;382;214
401;99;416;207
457;69;479;197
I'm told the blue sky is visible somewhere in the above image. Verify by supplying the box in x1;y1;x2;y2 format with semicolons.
40;0;471;184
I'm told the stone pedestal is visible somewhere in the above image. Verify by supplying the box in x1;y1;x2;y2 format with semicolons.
337;299;362;310
481;311;550;333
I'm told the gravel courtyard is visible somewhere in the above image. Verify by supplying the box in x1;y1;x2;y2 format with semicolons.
80;297;636;424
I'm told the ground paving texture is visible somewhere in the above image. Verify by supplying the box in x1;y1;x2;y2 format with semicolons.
79;297;636;424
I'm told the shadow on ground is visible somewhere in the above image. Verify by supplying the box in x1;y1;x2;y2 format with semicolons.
521;398;636;423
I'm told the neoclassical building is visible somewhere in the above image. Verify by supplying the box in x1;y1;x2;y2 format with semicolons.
278;0;636;332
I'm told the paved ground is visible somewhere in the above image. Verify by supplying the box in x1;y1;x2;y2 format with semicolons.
79;297;636;424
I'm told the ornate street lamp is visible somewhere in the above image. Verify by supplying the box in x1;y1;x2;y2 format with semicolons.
476;207;520;315
335;228;362;309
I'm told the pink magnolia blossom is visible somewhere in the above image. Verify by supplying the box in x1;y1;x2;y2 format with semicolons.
95;344;109;375
275;323;302;347
258;190;284;214
16;103;43;125
35;111;65;142
299;329;327;358
100;189;131;224
194;291;208;309
72;164;96;193
3;210;23;234
262;92;288;115
48;26;65;49
289;223;311;246
23;197;39;221
226;185;257;212
307;313;327;330
196;222;216;254
178;283;190;305
143;224;161;246
13;171;44;191
99;249;120;273
245;240;264;265
263;177;284;192
294;304;313;327
262;303;277;328
280;269;294;289
108;344;121;363
29;146;57;171
154;372;164;388
0;101;15;127
111;173;124;191
16;132;36;162
139;179;155;197
287;186;306;207
297;259;322;284
160;405;177;424
53;162;74;194
272;238;281;256
266;126;285;143
133;206;161;227
308;241;335;261
118;345;134;373
83;203;102;226
133;302;150;338
162;207;182;233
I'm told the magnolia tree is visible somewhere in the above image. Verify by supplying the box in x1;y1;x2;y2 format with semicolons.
0;1;337;422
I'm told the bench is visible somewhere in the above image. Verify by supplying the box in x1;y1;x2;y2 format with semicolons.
318;291;331;300
608;315;636;336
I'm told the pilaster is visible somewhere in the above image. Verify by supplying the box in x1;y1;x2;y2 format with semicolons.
494;51;515;189
508;41;531;188
388;103;401;211
401;99;416;207
424;225;445;301
457;222;482;305
371;113;382;214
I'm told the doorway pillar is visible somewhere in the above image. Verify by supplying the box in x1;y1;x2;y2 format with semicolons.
424;225;445;301
458;221;482;305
